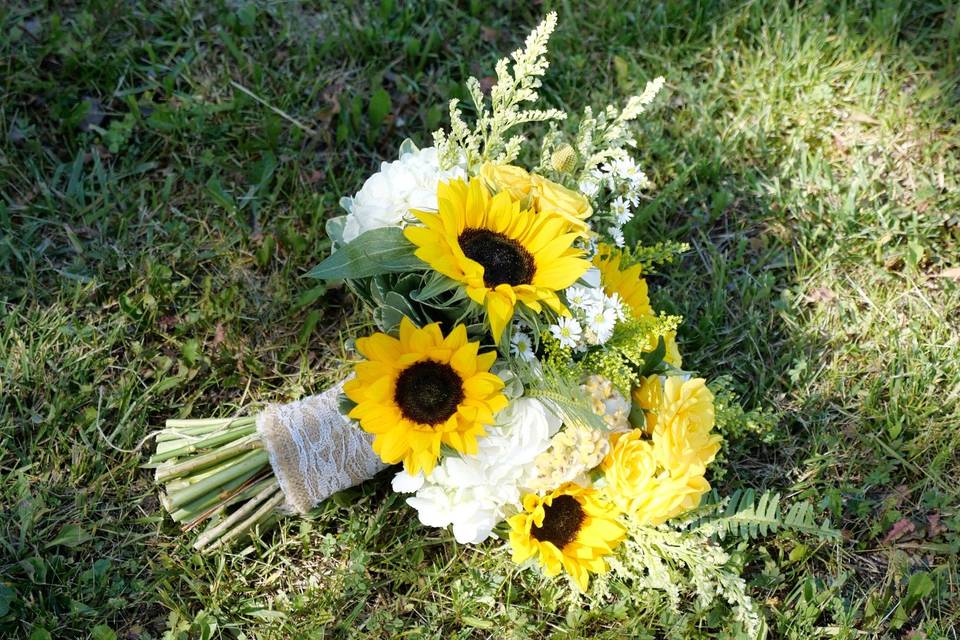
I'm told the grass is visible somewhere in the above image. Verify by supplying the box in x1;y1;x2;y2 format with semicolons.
1;0;958;637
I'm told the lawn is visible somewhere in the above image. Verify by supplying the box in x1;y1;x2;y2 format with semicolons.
1;0;959;638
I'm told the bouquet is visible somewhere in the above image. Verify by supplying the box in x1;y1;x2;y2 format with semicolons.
149;14;835;635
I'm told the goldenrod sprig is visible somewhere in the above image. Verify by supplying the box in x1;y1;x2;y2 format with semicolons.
434;12;566;170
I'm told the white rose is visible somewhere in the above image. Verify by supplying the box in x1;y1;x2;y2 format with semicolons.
394;398;561;544
341;147;465;243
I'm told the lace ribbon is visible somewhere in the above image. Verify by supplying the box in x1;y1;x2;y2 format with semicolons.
256;381;387;514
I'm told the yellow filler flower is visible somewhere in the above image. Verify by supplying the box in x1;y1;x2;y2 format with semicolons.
405;178;590;343
344;317;508;476
508;484;625;591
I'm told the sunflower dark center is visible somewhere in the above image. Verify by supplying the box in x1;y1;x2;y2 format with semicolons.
530;494;586;550
394;360;465;426
459;228;535;288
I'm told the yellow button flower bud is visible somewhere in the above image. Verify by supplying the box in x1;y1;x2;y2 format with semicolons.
550;143;577;173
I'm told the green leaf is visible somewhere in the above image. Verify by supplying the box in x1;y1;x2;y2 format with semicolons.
91;625;117;640
892;571;935;628
255;234;275;267
299;309;322;343
45;524;93;549
0;582;16;617
293;284;327;310
306;227;425;280
639;336;666;376
368;88;392;128
462;616;493;630
181;338;201;366
205;176;235;213
243;608;287;622
410;272;461;302
29;628;52;640
689;490;840;542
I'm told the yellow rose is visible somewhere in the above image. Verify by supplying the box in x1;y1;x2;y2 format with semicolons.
601;430;659;514
601;430;710;524
630;375;663;433
530;174;592;231
651;377;721;477
479;163;533;201
479;163;592;233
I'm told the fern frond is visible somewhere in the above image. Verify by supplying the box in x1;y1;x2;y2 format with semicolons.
688;489;839;542
591;522;765;639
517;360;608;431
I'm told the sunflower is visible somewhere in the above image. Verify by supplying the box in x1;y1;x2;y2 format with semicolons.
343;317;508;476
593;243;653;319
404;177;590;343
508;483;625;590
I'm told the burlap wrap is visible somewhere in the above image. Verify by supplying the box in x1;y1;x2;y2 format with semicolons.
256;381;388;514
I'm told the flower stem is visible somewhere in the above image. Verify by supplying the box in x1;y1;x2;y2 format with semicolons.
154;436;262;482
193;479;282;551
148;424;257;464
165;416;256;429
165;449;269;510
169;472;268;523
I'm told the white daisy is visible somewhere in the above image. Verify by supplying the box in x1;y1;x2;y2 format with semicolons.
566;284;604;313
510;331;537;362
611;196;633;226
612;157;647;186
550;317;582;349
588;306;617;344
610;195;629;217
605;292;629;321
610;226;625;248
578;179;600;199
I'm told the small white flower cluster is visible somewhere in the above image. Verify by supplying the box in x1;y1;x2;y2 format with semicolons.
601;157;651;247
550;268;627;350
576;156;651;247
525;422;610;493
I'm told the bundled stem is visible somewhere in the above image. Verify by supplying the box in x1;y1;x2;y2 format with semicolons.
149;415;280;552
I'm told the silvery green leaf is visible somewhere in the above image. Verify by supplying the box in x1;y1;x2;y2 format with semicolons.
494;366;525;399
369;276;388;303
398;138;419;158
306;227;426;280
326;215;347;247
376;304;411;333
411;273;462;302
384;291;418;318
